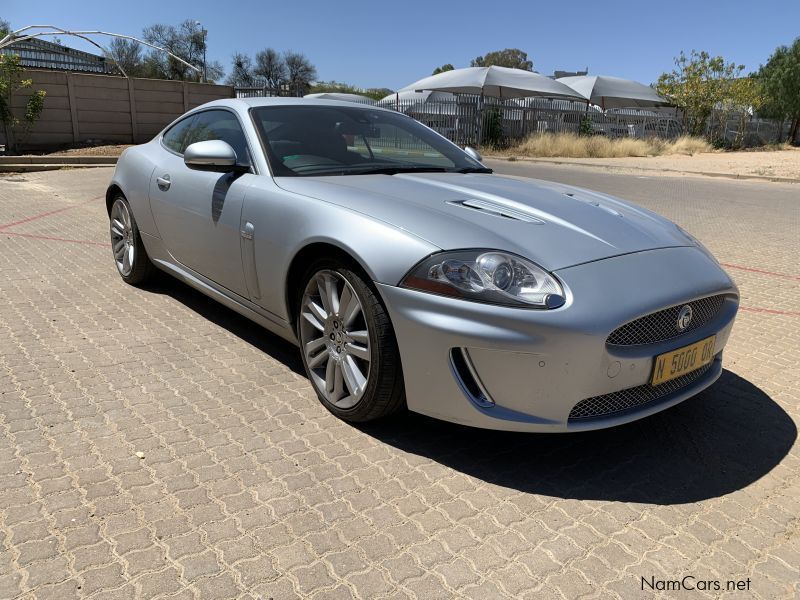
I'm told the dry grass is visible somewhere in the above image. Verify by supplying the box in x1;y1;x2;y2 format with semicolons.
503;133;711;159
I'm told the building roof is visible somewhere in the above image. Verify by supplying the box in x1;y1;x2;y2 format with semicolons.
0;37;114;74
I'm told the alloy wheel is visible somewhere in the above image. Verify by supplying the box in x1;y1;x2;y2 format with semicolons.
110;199;135;277
299;270;371;409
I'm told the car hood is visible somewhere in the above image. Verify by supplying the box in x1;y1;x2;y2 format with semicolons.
275;172;695;271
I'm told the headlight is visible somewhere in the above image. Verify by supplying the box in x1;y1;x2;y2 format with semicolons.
400;250;566;309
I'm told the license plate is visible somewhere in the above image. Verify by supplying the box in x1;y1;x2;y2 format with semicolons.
651;335;716;386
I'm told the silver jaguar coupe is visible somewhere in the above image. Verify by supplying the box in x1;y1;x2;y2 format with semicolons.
107;98;738;432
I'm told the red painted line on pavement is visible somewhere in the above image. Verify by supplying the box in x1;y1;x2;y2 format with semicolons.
740;306;800;317
0;194;104;231
721;263;800;282
2;231;107;247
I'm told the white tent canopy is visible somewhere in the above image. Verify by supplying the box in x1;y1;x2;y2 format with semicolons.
376;90;460;115
400;66;585;100
378;89;456;105
303;92;375;104
556;75;668;109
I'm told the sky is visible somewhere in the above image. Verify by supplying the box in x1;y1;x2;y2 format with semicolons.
4;0;799;90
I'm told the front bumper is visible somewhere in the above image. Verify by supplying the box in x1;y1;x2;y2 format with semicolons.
378;246;738;432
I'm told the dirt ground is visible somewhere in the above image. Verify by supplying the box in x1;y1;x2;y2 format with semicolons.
499;147;800;181
46;144;133;157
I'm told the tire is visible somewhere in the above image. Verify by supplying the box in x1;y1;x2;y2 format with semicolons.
297;260;405;422
109;194;155;285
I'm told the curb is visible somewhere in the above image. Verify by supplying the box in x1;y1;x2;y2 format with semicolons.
0;156;118;173
0;164;114;173
484;156;800;184
0;155;118;165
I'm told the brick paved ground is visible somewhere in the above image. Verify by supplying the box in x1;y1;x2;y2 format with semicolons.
0;166;797;599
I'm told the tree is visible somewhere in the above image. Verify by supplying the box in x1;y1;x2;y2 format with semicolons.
471;49;532;71
284;51;316;96
227;52;255;87
0;54;46;153
308;80;391;101
656;50;746;138
253;48;287;91
432;63;454;75
108;37;144;77
757;38;800;143
367;87;394;100
142;20;223;82
726;76;764;148
0;18;10;36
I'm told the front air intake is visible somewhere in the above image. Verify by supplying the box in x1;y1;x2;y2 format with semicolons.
449;348;494;407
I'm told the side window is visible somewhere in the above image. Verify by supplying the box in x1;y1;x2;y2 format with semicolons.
162;115;196;154
183;110;251;164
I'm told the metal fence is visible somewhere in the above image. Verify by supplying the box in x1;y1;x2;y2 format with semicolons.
234;87;789;148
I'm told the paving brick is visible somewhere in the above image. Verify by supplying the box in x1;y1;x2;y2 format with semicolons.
125;546;169;577
180;549;222;581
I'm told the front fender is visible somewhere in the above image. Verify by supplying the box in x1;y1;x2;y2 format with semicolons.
241;178;438;322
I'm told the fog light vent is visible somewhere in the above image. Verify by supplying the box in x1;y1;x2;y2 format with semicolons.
450;348;494;407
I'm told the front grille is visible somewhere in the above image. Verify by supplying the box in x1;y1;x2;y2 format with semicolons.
568;362;714;421
607;295;725;346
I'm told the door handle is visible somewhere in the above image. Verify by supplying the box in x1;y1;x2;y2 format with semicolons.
156;174;171;190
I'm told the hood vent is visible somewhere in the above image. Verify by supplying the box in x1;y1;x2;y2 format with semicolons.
448;199;545;224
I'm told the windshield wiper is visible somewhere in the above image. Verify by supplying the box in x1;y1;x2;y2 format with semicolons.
454;167;493;174
346;165;449;175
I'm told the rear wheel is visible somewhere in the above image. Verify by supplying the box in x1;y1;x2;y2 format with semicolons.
109;195;154;285
298;262;405;422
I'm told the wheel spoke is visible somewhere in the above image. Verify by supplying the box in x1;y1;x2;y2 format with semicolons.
347;330;369;344
111;219;125;236
345;342;370;361
342;293;361;328
120;207;130;229
316;273;339;315
307;345;329;369
337;285;353;320
305;338;328;369
325;354;336;399
306;298;328;323
332;361;344;400
113;240;126;258
305;336;326;353
341;355;366;398
122;245;132;273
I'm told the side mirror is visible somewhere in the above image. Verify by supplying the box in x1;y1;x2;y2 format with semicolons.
464;146;483;163
184;140;248;172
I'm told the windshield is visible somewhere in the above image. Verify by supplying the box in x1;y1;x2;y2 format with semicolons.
251;104;491;177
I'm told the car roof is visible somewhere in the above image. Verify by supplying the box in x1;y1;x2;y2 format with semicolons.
199;97;395;113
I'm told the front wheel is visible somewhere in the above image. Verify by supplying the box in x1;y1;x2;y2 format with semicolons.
298;263;405;422
109;195;154;285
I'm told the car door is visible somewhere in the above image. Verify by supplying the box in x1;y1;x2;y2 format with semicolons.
149;109;255;298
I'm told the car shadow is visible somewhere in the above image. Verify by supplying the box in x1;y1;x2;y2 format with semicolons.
141;276;794;505
357;369;796;504
144;274;305;376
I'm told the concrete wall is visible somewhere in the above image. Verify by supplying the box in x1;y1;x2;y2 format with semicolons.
2;70;234;150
